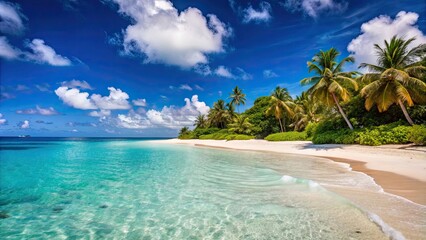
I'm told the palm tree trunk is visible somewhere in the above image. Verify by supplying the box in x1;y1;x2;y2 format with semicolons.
283;116;286;132
331;93;354;130
398;100;414;125
278;117;284;132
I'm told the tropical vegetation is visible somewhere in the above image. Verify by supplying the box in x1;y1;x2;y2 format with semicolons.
178;35;426;145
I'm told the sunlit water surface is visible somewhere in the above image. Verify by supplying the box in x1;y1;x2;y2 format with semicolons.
0;138;393;239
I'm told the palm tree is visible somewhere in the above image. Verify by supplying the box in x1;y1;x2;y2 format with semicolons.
229;86;246;113
179;126;190;136
301;48;358;130
292;92;322;131
360;36;426;125
228;115;253;134
194;114;207;128
266;87;294;132
208;99;228;128
226;102;237;121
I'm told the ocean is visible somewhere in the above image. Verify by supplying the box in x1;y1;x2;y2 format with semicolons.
0;137;413;239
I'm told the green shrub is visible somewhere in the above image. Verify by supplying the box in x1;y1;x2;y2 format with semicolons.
265;131;307;141
409;125;426;145
225;134;255;140
199;131;254;140
305;122;319;138
358;124;411;145
192;127;220;138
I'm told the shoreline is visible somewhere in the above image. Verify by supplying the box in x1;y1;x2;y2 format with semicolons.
157;139;426;205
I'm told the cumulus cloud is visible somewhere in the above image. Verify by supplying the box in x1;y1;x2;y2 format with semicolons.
89;109;111;117
25;39;71;66
263;69;279;78
111;0;231;68
132;98;147;107
0;36;20;59
19;120;30;129
55;86;131;111
116;95;210;129
282;0;347;18
215;65;234;78
347;11;426;68
179;84;193;91
55;86;97;110
16;105;59;115
0;1;25;35
0;113;6;125
91;87;131;110
60;79;93;90
243;2;272;23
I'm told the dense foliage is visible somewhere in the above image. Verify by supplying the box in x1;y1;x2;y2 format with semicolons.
265;132;307;141
178;35;426;145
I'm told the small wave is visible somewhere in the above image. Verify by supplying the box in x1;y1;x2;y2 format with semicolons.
367;212;405;240
280;175;324;190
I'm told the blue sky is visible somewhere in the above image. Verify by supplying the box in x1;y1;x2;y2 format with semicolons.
0;0;425;137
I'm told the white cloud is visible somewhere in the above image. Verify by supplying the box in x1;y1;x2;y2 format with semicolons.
116;95;210;129
215;65;234;78
347;11;426;68
25;39;71;66
55;86;97;110
179;84;192;91
20;120;30;129
213;65;252;80
60;80;93;90
111;0;231;68
236;67;253;80
16;105;59;115
89;109;111;117
0;1;25;35
194;64;212;76
282;0;347;18
0;37;72;66
263;69;279;78
243;2;272;24
0;113;6;125
0;36;20;59
132;98;147;107
91;87;131;110
55;86;131;111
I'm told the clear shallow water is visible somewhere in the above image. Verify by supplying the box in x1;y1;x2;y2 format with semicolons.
0;138;389;239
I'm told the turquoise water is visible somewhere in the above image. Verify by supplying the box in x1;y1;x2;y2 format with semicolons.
0;138;388;239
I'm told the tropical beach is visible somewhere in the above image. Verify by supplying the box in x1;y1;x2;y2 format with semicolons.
1;0;426;239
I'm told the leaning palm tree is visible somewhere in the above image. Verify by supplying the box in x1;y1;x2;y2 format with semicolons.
194;114;207;128
228;115;253;135
229;86;246;113
266;87;295;132
360;36;426;125
301;48;358;130
208;99;228;128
